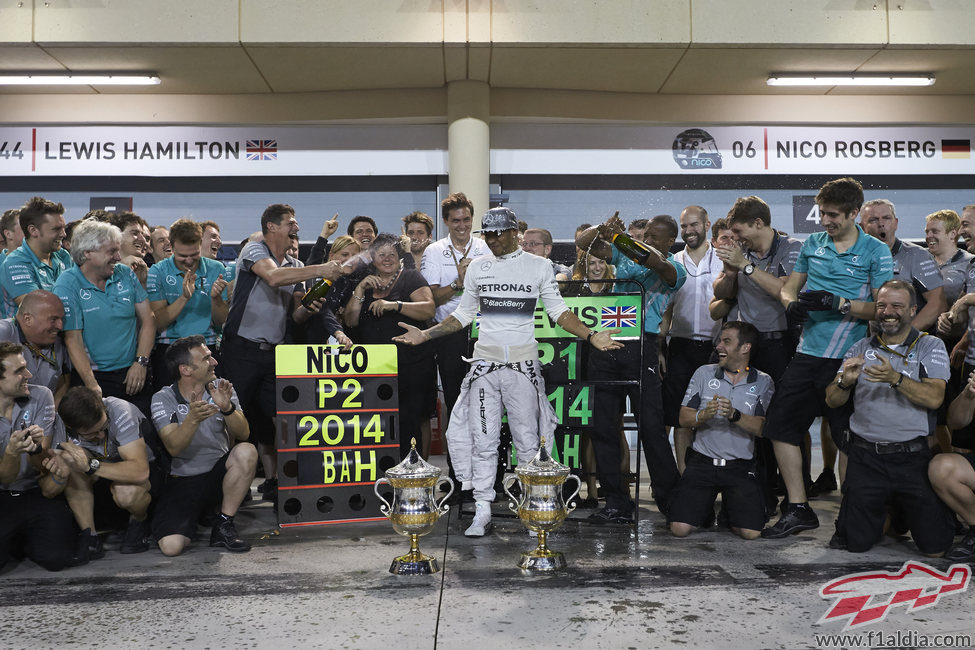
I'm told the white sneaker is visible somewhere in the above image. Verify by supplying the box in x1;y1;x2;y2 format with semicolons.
464;501;493;537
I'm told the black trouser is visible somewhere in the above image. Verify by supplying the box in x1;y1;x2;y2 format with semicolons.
836;436;954;554
749;331;799;508
0;489;75;572
662;337;714;428
435;328;471;484
589;334;679;514
220;334;277;446
397;351;438;458
764;353;851;448
950;362;975;449
75;367;154;419
436;328;470;417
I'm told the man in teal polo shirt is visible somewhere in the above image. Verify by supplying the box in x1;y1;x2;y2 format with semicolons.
0;209;22;320
52;220;156;416
147;219;229;389
0;196;72;313
762;177;894;539
576;213;687;523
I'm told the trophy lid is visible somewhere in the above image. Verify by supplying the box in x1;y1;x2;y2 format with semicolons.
385;438;442;480
515;438;570;479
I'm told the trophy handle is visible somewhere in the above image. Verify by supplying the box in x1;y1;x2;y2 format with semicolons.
373;477;393;518
563;474;582;515
435;477;454;515
502;473;521;515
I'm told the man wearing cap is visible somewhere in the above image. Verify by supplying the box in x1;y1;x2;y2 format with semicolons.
395;207;622;537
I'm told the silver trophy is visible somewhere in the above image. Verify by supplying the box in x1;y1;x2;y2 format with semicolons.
504;438;581;571
375;439;453;575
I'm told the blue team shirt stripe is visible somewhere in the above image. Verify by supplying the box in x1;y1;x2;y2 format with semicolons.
610;248;687;334
793;225;894;358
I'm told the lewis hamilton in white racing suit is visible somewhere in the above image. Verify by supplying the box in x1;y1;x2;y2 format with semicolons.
395;207;622;536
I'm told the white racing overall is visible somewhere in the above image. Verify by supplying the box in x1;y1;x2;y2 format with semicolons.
444;249;569;502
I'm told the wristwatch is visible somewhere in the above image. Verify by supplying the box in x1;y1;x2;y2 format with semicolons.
135;356;150;367
728;409;742;423
836;375;852;391
742;263;756;276
838;298;852;316
449;280;460;291
86;458;100;476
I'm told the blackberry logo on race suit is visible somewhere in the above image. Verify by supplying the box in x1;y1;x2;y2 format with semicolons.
672;128;723;169
480;296;536;315
478;281;537;316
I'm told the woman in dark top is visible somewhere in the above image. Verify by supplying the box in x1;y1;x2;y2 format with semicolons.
344;233;436;457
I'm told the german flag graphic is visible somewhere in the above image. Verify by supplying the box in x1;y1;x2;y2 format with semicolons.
942;139;971;159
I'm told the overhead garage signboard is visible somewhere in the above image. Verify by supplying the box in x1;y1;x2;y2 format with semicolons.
490;124;975;176
0;125;448;176
0;123;972;176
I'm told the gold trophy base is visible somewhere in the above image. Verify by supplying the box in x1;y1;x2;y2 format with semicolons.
517;530;567;571
390;552;440;575
389;535;441;575
517;547;566;572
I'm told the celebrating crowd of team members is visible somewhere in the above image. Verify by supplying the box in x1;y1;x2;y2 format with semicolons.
5;178;975;573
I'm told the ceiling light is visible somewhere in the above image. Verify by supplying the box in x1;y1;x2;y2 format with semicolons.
0;73;160;86
767;74;935;87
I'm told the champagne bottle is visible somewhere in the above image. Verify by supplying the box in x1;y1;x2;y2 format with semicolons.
611;232;660;265
301;278;332;308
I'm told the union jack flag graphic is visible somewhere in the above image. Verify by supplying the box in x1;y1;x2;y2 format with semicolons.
600;305;637;328
246;140;277;161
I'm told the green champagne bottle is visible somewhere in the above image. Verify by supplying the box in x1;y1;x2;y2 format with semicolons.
301;277;332;308
611;232;656;265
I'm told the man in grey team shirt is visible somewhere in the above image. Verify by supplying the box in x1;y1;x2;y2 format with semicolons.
825;280;953;555
56;387;159;559
860;198;946;332
670;321;774;540
713;196;803;508
0;290;68;401
151;335;255;556
220;204;344;504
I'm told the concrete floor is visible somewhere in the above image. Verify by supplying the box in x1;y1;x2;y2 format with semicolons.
4;467;975;650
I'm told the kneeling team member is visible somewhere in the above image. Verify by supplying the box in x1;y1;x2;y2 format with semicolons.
826;280;953;555
671;321;773;540
0;342;73;571
150;335;255;555
395;207;621;537
931;367;975;561
57;386;161;558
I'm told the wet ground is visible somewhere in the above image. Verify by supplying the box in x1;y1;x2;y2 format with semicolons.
3;460;975;649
